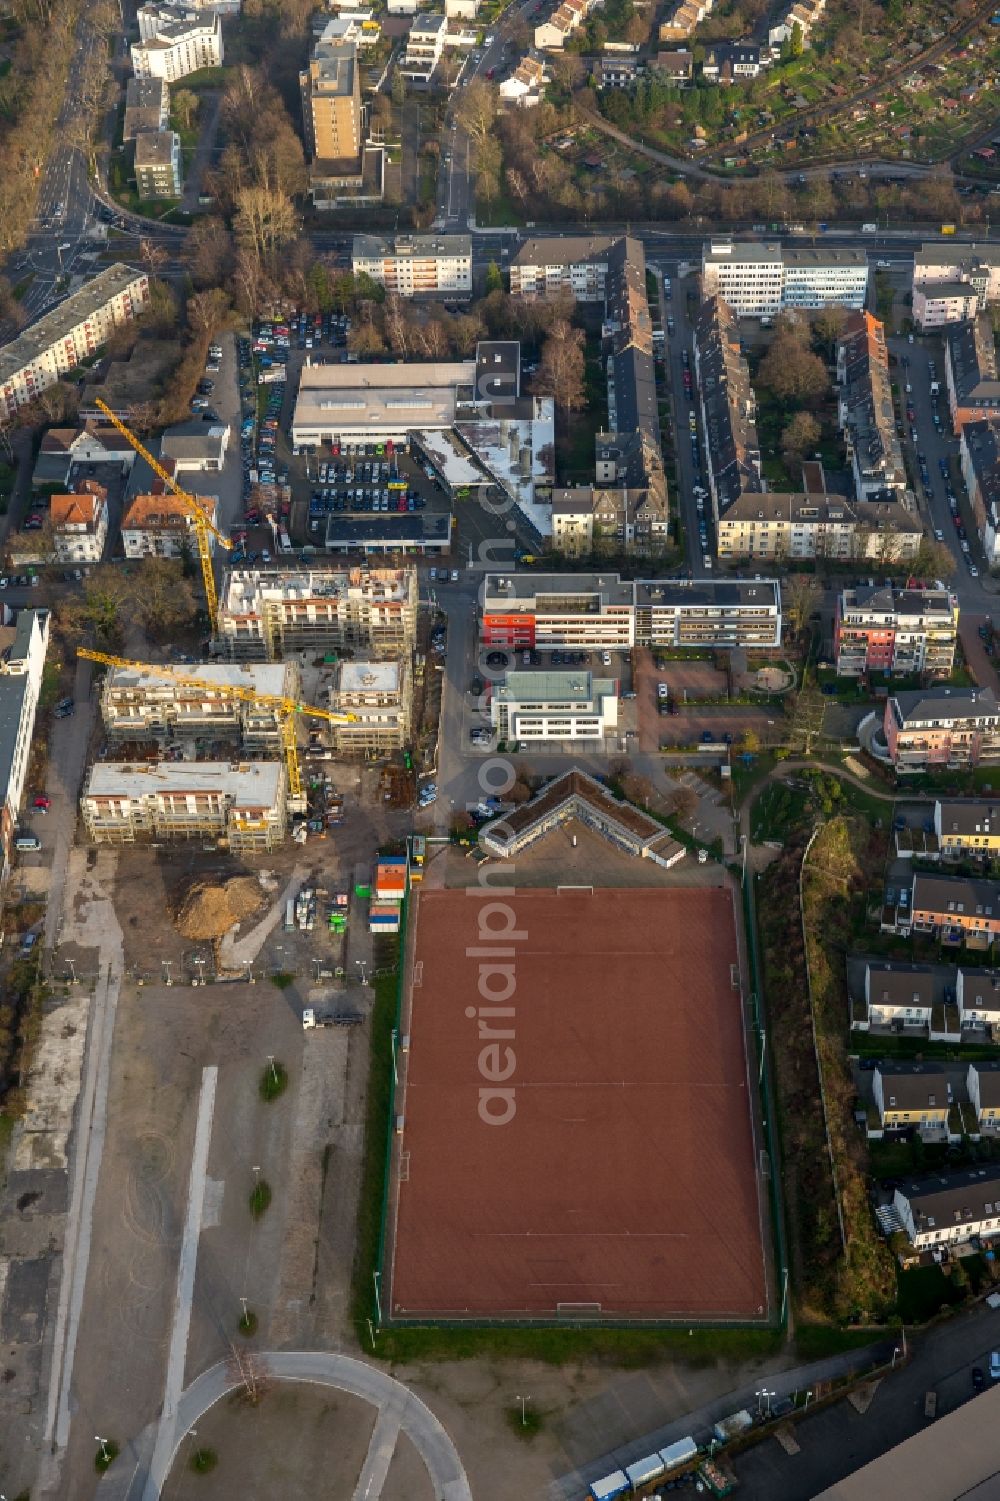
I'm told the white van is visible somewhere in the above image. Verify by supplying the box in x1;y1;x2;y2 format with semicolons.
15;833;40;851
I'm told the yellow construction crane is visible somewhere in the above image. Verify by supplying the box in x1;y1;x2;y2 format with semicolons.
93;397;232;630
77;649;357;804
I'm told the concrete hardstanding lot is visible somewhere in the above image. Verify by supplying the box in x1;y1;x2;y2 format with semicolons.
388;885;769;1322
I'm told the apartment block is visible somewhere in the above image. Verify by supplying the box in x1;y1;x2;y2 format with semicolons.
0;266;150;422
351;233;472;297
399;13;447;83
134;129;183;198
509;235;617;300
945;315;1000;434
123;76;169;141
0;610;49;872
99;661;298;747
50;482;109;564
717;491;921;564
132;4;223;81
301;35;361;165
122;491;219;559
700;239;867;319
834;584;959;679
694;294;762;519
960;420;1000;565
216;566;418;661
912;242;1000;330
936;800;1000;859
327;658;411;753
480;573;782;651
81;761;288;851
490;669;618;742
884;687;1000;769
837;310;906;497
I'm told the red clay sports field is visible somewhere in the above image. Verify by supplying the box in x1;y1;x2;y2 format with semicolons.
387;886;770;1321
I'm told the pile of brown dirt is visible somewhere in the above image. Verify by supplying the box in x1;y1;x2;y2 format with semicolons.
175;875;265;941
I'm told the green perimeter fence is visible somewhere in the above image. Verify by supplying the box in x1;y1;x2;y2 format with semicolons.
364;878;789;1336
743;867;790;1331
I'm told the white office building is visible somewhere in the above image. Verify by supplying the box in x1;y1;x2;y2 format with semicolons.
490;669;619;742
701;240;868;319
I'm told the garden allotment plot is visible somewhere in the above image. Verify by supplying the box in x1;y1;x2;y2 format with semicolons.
388;886;770;1321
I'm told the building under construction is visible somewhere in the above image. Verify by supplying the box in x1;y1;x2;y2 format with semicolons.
214;566;418;662
99;661;300;749
326;657;411;754
80;760;288;851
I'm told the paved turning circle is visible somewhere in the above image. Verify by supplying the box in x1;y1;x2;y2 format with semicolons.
95;1351;472;1501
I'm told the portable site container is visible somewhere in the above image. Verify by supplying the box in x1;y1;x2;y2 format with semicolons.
624;1454;665;1490
588;1472;629;1501
369;903;400;933
660;1436;698;1471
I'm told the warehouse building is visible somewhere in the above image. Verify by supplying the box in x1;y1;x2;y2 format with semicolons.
215;566;418;661
291;360;474;447
81;760;288;851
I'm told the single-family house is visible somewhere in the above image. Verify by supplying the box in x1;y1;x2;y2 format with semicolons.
651;49;693;82
159;421;230;472
863;961;935;1029
499;54;549;105
935;800;1000;859
892;1165;1000;1250
873;1061;951;1136
957;968;1000;1030
968;1061;1000;1133
911;875;1000;944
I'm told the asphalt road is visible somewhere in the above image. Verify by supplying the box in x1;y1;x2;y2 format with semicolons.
735;1302;1000;1499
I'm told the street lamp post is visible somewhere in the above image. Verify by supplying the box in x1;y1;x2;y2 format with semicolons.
516;1394;531;1426
891;1345;901;1369
356;958;369;987
95;1435;110;1465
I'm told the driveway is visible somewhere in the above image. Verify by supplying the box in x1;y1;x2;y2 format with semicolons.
179;92;222;217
